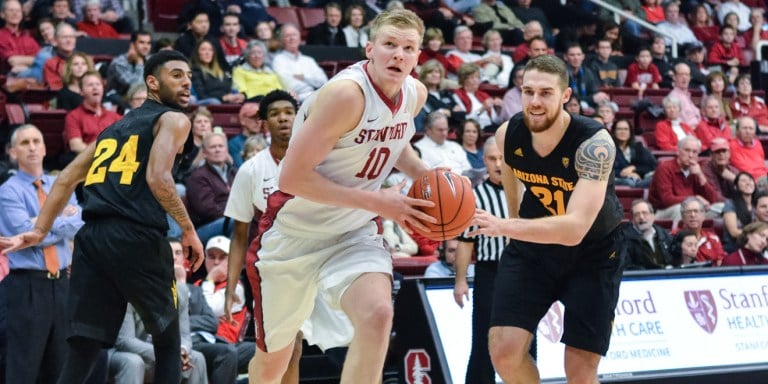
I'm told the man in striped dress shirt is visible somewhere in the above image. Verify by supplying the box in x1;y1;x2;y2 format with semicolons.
453;137;509;384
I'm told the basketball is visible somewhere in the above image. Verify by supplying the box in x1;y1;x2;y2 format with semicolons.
407;169;476;241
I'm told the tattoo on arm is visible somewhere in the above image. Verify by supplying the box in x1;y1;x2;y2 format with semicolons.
575;130;615;181
150;174;194;232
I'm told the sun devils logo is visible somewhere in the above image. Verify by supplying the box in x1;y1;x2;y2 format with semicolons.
538;303;564;343
684;290;718;333
514;147;523;157
561;157;570;168
404;349;431;384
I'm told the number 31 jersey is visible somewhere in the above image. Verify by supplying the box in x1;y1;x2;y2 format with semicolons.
274;61;419;237
81;100;191;232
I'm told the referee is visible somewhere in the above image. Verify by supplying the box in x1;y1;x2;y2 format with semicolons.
454;137;509;384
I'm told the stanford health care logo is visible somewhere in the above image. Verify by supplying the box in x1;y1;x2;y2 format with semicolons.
684;290;718;333
538;303;564;343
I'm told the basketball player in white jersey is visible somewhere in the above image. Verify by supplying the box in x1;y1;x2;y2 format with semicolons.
224;90;355;383
247;9;434;384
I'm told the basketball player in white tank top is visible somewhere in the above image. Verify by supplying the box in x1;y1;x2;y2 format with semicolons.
248;9;436;384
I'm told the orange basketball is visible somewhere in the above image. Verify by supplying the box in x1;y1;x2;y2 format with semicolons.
407;169;476;241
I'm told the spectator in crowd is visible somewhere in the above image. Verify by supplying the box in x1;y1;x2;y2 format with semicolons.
563;43;609;109
0;124;83;383
754;191;768;224
721;11;748;49
254;21;280;56
112;301;208;384
443;0;480;15
42;22;77;90
222;0;275;40
708;25;744;79
50;0;78;27
197;236;255;375
187;270;239;384
72;0;133;33
589;39;621;88
511;21;545;64
417;59;462;131
232;40;284;100
676;196;725;265
684;42;709;90
650;34;673;87
425;239;470;277
64;70;121;154
655;1;699;47
418;27;459;75
0;0;41;74
620;199;675;269
500;65;524;121
668;62;702;128
649;135;720;220
479;30;513;87
705;71;734;121
55;51;92;111
457;119;485;180
511;0;556;44
123;82;147;114
716;0;752;32
472;0;524;45
445;26;486;78
564;93;582;115
405;0;475;43
219;12;247;67
76;0;119;38
228;102;264;167
730;74;768;131
106;30;152;110
599;0;647;37
452;63;503;131
414;111;472;175
744;8;768;52
185;132;237;245
721;171;756;253
12;18;56;82
240;135;267;163
612;118;657;187
655;95;694;151
625;46;661;95
696;95;733;153
272;23;328;102
174;10;229;72
642;0;664;23
175;107;214;186
689;4;719;45
669;229;700;266
729;116;768;188
700;137;740;201
192;40;244;105
307;2;347;46
596;101;617;131
383;218;418;257
722;221;768;265
343;4;369;48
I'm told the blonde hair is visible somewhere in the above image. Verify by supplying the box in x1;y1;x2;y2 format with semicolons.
369;9;424;45
418;59;445;82
62;51;94;86
191;40;224;80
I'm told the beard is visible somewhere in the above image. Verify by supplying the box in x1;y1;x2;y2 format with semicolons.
523;107;561;133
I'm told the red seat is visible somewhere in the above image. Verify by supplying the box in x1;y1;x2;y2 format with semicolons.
393;256;438;277
318;61;337;79
297;7;325;30
267;6;301;28
205;104;242;139
28;109;68;164
147;0;185;32
4;103;26;125
616;187;646;218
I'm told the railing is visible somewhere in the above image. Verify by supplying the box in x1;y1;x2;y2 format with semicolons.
588;0;679;58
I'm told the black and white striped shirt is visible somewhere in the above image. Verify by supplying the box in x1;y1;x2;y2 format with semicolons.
459;179;509;263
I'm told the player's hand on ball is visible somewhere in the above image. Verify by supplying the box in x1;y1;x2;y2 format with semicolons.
468;209;507;238
182;230;204;272
378;180;436;235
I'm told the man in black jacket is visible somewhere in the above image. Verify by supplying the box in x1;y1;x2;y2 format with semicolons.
620;199;675;269
306;3;348;46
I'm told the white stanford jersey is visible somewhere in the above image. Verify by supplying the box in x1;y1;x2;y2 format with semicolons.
275;61;420;236
224;147;280;222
